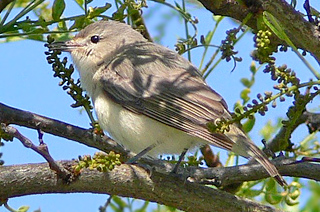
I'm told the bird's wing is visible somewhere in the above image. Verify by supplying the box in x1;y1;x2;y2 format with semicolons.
97;42;234;151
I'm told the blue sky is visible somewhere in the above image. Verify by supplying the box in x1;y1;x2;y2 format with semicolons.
1;1;319;211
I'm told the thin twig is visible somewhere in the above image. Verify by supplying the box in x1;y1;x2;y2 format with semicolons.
200;144;223;168
99;195;113;212
1;124;71;181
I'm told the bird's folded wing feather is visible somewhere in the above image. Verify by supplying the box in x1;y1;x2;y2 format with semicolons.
98;42;234;151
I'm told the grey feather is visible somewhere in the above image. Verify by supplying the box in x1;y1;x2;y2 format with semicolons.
99;42;234;151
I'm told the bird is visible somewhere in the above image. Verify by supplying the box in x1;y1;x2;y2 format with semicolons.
49;20;286;186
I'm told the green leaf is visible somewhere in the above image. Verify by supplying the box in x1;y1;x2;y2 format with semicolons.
87;3;111;19
265;177;276;192
134;201;149;212
240;78;251;88
69;17;86;30
264;179;284;204
285;195;299;206
240;88;251;103
302;181;320;211
112;3;127;21
242;189;263;198
52;0;66;21
17;206;30;212
74;0;84;9
242;117;255;133
57;20;68;30
262;11;296;50
174;2;182;10
38;16;49;28
27;29;45;41
233;101;242;112
265;192;283;205
112;196;128;208
17;22;33;32
249;61;257;74
289;188;300;200
256;13;264;30
260;121;274;141
204;30;214;45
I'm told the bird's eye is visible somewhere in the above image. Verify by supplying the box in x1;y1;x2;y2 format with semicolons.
90;35;100;43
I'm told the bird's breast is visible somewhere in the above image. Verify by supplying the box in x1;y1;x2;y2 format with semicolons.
92;91;203;156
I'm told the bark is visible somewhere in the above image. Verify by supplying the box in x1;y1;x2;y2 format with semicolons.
0;0;13;13
0;161;280;212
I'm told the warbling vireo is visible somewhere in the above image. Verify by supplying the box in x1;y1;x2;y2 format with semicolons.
49;20;286;186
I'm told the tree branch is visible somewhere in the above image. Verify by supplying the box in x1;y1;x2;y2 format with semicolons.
185;157;320;187
1;155;319;211
0;125;71;181
0;102;129;160
2;102;320;185
2;103;320;210
197;0;320;64
0;0;13;13
266;111;320;153
0;161;280;212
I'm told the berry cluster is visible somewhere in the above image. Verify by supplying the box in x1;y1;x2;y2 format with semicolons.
207;118;231;134
264;64;300;88
252;29;277;64
175;37;198;55
45;35;97;126
45;36;92;110
74;151;121;174
220;28;242;63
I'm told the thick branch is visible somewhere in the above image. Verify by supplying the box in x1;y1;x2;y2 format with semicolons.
2;102;320;186
0;161;280;212
197;0;320;64
0;102;129;159
185;157;320;187
0;0;13;13
267;111;320;152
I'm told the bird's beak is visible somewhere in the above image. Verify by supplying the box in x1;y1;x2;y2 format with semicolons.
48;40;82;52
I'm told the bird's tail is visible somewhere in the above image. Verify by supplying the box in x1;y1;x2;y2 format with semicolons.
247;142;287;187
227;125;287;187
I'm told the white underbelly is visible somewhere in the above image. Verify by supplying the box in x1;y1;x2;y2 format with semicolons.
93;92;204;157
